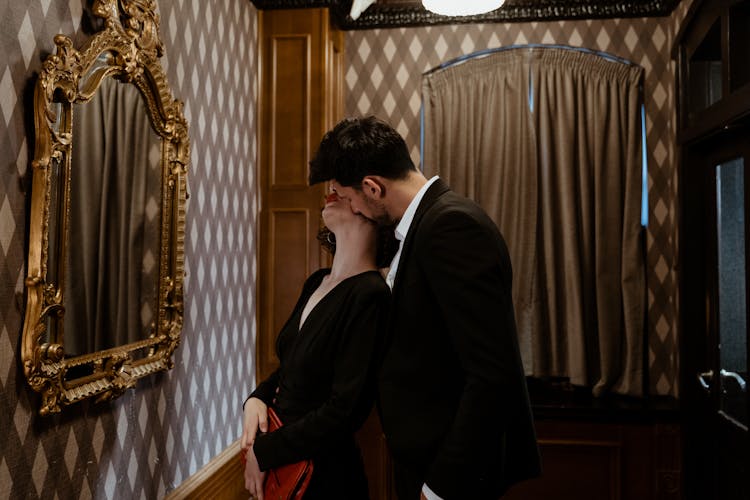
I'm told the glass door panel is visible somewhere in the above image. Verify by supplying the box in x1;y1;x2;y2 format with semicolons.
716;158;749;431
715;156;749;500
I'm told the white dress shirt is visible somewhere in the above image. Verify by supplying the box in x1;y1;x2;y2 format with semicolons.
385;176;440;289
383;176;443;500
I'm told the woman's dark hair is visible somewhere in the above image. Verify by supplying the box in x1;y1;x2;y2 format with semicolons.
309;116;416;187
317;224;399;269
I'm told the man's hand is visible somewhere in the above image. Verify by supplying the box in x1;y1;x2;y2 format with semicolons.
241;397;268;451
243;447;266;499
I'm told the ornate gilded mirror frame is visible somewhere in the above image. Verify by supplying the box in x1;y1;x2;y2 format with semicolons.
23;0;189;415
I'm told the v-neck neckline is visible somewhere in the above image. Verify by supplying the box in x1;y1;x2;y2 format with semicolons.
297;270;378;333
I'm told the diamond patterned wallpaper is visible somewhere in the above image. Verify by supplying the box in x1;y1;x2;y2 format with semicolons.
344;2;694;396
0;0;258;498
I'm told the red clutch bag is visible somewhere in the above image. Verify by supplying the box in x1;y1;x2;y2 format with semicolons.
241;408;314;500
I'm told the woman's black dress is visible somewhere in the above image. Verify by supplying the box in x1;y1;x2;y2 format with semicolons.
250;269;390;500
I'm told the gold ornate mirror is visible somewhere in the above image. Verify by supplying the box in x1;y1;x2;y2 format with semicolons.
23;0;189;415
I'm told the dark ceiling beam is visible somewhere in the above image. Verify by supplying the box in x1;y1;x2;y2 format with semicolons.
249;0;682;29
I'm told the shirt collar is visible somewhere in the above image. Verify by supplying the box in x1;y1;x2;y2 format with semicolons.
394;176;439;241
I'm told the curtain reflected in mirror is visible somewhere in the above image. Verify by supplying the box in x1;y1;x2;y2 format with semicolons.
66;78;161;357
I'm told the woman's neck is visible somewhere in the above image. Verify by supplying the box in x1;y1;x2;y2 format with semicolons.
327;226;377;281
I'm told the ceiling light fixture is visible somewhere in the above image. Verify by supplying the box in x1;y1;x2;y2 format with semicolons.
349;0;376;20
422;0;505;16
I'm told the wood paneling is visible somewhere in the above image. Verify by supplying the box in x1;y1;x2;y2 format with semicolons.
166;441;245;500
356;411;395;500
325;29;344;131
269;209;309;346
257;8;342;380
514;439;622;500
504;420;681;500
270;34;310;186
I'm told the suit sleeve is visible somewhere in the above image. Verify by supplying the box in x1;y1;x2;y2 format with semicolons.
252;285;389;471
420;210;523;496
246;369;280;407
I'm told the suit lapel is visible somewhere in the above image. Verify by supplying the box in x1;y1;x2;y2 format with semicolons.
391;178;451;296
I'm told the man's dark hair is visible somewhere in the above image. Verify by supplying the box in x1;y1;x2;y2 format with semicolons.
309;116;416;186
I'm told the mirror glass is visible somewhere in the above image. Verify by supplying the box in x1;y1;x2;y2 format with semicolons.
23;1;188;415
45;152;64;347
65;78;161;357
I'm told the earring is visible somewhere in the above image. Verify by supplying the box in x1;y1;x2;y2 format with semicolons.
326;232;336;245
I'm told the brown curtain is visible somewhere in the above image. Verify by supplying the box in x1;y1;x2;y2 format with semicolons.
422;46;645;396
66;77;161;356
422;50;539;374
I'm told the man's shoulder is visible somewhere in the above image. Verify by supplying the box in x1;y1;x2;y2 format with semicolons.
415;192;507;250
420;191;488;227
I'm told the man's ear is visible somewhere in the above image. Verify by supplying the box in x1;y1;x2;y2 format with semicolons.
361;176;386;199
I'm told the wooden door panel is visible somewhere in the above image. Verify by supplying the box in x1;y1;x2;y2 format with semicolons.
508;440;621;500
270;34;311;187
356;411;393;500
505;420;680;500
260;209;311;375
258;9;331;381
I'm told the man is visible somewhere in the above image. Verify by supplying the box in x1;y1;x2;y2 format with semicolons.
309;116;541;499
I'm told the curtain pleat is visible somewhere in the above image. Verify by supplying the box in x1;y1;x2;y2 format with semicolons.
422;46;645;396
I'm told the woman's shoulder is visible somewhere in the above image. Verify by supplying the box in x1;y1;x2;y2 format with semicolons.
302;268;331;292
308;268;331;282
348;270;390;297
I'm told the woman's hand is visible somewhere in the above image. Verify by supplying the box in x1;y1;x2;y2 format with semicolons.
243;447;266;499
241;397;268;451
241;398;269;498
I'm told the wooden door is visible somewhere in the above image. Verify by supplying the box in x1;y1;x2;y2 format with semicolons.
257;8;337;381
680;121;750;500
256;8;395;499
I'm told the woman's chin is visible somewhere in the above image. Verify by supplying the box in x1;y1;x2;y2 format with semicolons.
321;214;339;231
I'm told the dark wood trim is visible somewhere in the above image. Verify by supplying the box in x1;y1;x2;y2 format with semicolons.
504;420;681;500
527;378;680;423
673;0;750;141
677;82;750;145
166;440;246;500
250;0;682;29
672;0;719;59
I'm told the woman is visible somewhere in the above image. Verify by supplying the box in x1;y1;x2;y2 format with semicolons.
241;190;394;499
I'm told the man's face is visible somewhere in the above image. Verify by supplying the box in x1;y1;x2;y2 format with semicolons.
330;180;394;226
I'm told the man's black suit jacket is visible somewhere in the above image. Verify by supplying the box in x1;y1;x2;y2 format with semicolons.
378;179;541;499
